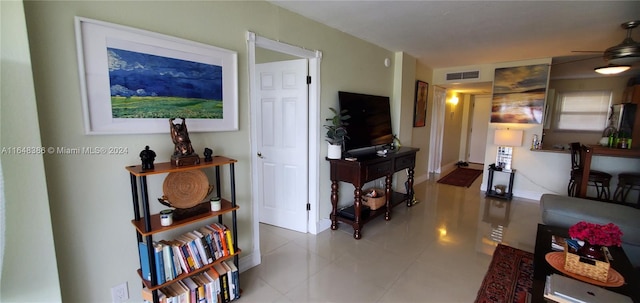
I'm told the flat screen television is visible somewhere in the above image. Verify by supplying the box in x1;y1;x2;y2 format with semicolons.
338;91;394;155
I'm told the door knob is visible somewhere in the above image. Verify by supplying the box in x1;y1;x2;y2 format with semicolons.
257;152;263;158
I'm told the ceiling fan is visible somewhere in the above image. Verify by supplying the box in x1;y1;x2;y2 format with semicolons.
571;20;640;74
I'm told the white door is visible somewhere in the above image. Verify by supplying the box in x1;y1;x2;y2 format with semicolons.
256;59;309;233
468;95;491;164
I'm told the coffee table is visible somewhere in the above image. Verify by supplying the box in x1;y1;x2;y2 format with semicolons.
532;224;640;303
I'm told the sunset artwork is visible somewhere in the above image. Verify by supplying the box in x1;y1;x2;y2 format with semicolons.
491;64;549;124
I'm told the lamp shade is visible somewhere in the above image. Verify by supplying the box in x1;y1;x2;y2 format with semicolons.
494;129;523;147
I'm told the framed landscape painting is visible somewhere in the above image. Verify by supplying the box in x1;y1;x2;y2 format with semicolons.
413;80;429;127
75;17;238;134
490;64;549;124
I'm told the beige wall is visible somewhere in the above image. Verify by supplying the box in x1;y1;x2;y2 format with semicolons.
18;1;417;301
0;1;62;301
412;62;434;180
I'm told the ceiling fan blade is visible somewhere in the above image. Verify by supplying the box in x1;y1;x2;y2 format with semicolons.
571;51;603;53
551;55;602;66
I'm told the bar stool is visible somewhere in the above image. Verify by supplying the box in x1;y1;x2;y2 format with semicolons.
613;172;640;206
567;142;612;200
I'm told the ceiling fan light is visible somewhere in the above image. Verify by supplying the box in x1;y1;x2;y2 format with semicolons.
594;64;631;75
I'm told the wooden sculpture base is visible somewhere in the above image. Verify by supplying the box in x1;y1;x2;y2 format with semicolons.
170;154;200;167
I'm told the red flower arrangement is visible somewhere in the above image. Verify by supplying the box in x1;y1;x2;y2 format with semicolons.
568;221;623;247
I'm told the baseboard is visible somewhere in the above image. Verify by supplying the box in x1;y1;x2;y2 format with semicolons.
238;250;261;273
414;173;428;184
441;161;458;175
314;218;332;235
480;187;542;203
512;190;543;202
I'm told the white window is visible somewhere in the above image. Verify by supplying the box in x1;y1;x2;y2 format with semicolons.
554;90;612;131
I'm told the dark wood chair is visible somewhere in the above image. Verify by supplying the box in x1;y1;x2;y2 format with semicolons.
567;142;612;200
613;172;640;206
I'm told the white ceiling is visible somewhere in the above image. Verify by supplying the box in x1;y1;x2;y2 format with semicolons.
269;1;640;91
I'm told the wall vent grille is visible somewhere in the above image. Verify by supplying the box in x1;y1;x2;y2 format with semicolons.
446;70;480;81
446;73;463;80
463;71;480;79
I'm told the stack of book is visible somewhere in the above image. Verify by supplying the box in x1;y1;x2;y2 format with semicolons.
142;260;240;303
138;222;236;285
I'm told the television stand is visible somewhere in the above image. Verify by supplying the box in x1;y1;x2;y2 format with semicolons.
328;146;419;239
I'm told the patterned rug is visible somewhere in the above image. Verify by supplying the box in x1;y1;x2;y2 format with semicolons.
437;168;483;187
475;244;534;303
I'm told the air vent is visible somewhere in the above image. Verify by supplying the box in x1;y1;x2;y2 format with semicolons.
446;72;463;80
446;70;480;81
463;71;480;79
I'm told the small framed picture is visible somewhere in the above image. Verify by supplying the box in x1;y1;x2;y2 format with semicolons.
413;80;428;127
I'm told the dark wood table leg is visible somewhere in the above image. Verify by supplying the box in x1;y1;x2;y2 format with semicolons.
353;186;363;239
385;175;392;220
330;180;339;230
406;167;415;207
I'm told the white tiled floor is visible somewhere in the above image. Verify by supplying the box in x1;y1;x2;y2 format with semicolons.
238;167;542;302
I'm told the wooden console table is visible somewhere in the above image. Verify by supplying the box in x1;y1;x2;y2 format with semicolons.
328;147;419;239
578;145;640;198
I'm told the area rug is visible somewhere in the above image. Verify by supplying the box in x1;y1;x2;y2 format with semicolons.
475;244;534;303
437;168;483;187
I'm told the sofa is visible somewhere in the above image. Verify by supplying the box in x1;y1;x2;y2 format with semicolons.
540;193;640;269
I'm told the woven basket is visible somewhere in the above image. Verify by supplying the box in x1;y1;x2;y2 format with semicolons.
362;188;386;210
162;170;212;208
564;245;610;282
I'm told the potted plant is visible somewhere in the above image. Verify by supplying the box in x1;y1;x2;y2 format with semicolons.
325;107;350;159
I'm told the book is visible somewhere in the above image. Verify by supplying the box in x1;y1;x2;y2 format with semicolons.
206;268;221;303
192;274;207;303
168;281;189;303
142;287;167;303
206;224;225;258
551;235;567;251
160;242;174;282
201;271;217;303
175;237;195;272
224;229;235;255
544;274;632;303
160;285;177;303
211;223;229;256
196;229;215;263
181;277;198;303
225;261;240;299
138;242;152;282
153;242;166;284
213;263;230;303
183;233;205;268
164;240;185;276
178;235;200;269
198;226;217;261
222;261;235;301
192;230;213;264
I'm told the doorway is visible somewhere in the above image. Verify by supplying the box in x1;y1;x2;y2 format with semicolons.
247;32;322;268
255;59;309;233
467;95;491;164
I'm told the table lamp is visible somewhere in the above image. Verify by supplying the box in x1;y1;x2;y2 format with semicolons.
493;129;523;171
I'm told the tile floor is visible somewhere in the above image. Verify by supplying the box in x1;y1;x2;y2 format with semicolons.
238;167;542;302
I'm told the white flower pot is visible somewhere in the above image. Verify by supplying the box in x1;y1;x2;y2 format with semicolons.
327;143;342;159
